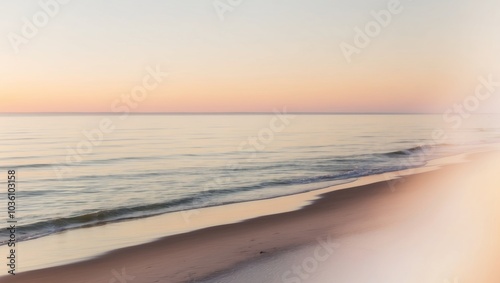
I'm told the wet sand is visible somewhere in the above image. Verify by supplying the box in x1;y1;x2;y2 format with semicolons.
2;150;500;283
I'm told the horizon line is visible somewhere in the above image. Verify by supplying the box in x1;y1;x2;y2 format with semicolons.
0;111;453;115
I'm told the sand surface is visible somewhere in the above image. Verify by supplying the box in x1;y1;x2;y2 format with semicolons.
2;151;499;283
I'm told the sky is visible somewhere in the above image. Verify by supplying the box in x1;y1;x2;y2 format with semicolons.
1;0;500;113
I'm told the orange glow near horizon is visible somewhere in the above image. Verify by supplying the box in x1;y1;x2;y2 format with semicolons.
1;67;492;113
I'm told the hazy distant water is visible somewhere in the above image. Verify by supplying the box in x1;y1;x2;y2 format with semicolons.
1;114;499;244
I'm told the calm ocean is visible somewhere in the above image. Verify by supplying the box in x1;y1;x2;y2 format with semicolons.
1;114;499;244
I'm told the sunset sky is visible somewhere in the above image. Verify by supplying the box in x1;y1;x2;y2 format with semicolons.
1;0;500;113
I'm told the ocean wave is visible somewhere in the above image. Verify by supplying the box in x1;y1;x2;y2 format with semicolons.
0;161;419;245
0;143;472;246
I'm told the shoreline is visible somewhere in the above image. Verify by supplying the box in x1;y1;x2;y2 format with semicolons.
201;148;500;283
2;148;498;282
0;147;459;274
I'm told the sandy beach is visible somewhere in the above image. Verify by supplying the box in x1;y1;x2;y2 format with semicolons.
2;149;500;283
